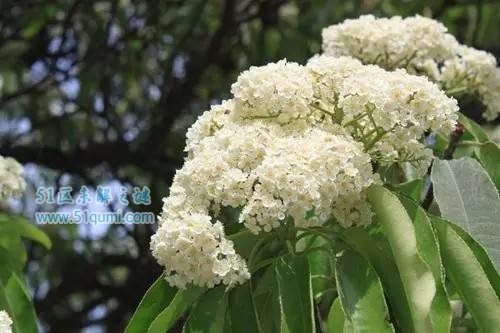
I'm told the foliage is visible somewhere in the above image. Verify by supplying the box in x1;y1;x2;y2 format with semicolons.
2;0;500;332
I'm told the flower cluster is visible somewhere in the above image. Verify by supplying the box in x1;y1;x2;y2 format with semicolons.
0;311;12;333
0;155;26;202
151;213;249;289
231;60;315;124
152;55;459;289
441;46;500;121
322;15;500;120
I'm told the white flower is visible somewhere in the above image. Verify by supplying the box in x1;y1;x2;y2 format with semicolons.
0;311;12;333
441;46;500;121
240;128;375;232
185;100;233;155
306;56;458;173
150;213;249;289
163;119;376;234
0;155;26;202
322;15;500;120
322;15;457;75
231;60;315;124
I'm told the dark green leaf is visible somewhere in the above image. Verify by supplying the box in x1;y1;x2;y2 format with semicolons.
228;283;259;333
183;286;227;333
275;255;315;333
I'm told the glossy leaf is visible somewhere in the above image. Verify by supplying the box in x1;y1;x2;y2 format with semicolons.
183;286;227;333
275;255;315;333
341;227;413;333
432;218;500;331
367;185;435;333
445;220;500;297
335;249;394;333
147;286;205;333
125;275;177;333
399;196;452;333
431;157;500;271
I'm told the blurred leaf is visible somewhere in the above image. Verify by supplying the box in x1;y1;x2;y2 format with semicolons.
335;249;394;333
0;214;51;249
0;274;38;333
393;179;424;203
326;298;348;333
459;114;489;143
475;141;500;191
431;157;500;271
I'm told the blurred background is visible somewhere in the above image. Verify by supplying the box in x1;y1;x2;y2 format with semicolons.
0;0;499;332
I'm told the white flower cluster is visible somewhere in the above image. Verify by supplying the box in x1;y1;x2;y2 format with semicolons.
151;213;249;289
322;15;500;120
307;55;458;174
231;60;315;124
152;56;459;289
441;46;500;121
0;311;12;333
0;155;26;202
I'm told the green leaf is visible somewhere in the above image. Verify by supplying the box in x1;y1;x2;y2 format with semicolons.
335;249;394;333
147;286;206;333
253;265;280;333
399;196;452;333
306;236;334;299
432;218;500;331
366;185;435;333
228;230;260;259
445;221;500;297
0;214;51;249
393;179;424;203
228;283;259;333
431;157;500;271
459;114;490;143
0;274;38;333
275;255;315;333
341;227;413;333
125;275;177;333
475;142;500;191
183;286;227;333
326;298;347;333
